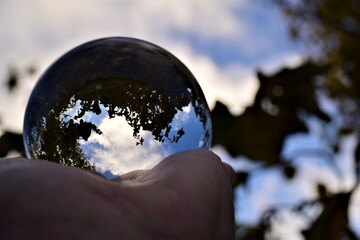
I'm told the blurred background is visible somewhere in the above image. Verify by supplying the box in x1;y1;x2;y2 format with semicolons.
1;0;359;239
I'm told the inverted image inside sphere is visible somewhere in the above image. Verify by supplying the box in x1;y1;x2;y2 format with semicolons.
23;37;212;179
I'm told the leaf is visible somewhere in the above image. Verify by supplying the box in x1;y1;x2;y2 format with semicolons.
211;62;329;165
338;127;353;136
282;162;297;179
355;142;360;182
6;68;18;91
236;225;266;240
0;131;25;157
302;191;353;240
27;65;37;75
316;183;329;199
235;171;249;187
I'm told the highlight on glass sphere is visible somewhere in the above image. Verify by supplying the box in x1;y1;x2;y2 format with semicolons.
23;37;212;179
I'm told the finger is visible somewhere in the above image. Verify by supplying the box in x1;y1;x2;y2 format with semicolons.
222;163;237;188
0;157;31;169
173;150;236;187
112;169;148;182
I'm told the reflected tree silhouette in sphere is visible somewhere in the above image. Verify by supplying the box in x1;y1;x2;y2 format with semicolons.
23;37;212;179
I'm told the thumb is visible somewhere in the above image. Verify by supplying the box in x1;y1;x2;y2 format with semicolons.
112;169;148;182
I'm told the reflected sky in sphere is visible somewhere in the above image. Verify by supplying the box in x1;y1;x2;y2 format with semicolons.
23;37;212;179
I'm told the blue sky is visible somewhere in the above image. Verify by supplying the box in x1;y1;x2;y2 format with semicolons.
1;1;359;239
0;0;304;126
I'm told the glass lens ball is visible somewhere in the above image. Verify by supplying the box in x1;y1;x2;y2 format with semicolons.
23;37;212;179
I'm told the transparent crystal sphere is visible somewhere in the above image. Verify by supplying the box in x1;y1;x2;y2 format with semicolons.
23;37;212;179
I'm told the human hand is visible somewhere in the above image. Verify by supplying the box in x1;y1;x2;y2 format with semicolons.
0;150;235;240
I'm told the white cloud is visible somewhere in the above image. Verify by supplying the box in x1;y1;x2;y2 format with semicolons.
85;115;165;177
0;0;250;131
0;0;304;131
123;0;243;40
349;186;360;236
267;210;311;240
169;42;259;114
1;0;244;63
256;53;304;75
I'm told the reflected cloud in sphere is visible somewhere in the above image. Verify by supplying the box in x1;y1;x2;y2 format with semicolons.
23;37;211;179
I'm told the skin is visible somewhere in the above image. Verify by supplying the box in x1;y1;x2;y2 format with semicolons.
0;150;235;240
